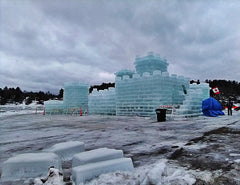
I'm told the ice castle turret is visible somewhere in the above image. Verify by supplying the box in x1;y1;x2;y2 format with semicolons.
63;82;89;112
115;69;134;78
114;52;190;117
134;52;168;75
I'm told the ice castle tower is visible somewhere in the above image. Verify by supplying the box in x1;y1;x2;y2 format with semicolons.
115;52;189;117
134;52;168;75
45;82;89;114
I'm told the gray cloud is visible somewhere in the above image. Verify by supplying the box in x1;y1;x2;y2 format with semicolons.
0;0;240;93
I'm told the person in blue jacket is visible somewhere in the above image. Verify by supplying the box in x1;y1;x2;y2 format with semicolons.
227;98;233;116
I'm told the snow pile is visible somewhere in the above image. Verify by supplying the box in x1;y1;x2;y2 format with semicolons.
46;141;85;161
33;167;64;185
0;102;44;118
85;159;196;185
1;153;60;182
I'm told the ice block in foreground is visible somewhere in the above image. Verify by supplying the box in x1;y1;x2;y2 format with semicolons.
46;141;84;161
1;152;60;182
72;158;134;184
72;147;123;167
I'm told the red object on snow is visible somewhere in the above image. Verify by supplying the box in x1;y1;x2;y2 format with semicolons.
80;107;82;116
212;87;220;94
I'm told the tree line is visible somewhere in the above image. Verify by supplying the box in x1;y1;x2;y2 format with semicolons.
89;82;115;93
0;87;63;105
1;80;239;105
206;79;240;104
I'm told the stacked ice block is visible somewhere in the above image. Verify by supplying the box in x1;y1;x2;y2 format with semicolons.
44;82;89;114
44;52;210;118
72;148;134;184
88;87;116;115
115;52;189;117
134;52;169;75
63;82;89;113
72;148;123;167
44;100;64;114
176;83;210;116
46;141;85;161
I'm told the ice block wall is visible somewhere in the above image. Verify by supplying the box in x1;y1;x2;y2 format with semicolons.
115;52;189;117
63;82;89;112
45;82;89;114
44;100;64;114
176;83;210;116
44;52;210;117
115;72;189;117
88;87;116;115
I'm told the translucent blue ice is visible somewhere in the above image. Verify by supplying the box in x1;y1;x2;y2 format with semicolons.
45;52;210;117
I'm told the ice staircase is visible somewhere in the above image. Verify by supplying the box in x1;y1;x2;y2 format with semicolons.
1;141;134;184
174;83;210;119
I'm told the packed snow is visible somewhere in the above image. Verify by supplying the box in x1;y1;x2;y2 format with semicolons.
0;109;240;184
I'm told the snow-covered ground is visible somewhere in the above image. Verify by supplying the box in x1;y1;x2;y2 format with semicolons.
0;109;240;184
0;102;44;118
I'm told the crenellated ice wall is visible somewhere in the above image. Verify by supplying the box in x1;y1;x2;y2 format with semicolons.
88;88;116;115
115;71;189;117
45;52;210;117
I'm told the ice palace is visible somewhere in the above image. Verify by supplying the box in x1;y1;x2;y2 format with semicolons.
45;52;210;117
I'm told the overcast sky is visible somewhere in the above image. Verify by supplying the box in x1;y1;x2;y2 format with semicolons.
0;0;240;93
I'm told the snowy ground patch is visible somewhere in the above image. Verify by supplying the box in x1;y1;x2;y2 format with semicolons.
1;113;240;184
85;159;196;185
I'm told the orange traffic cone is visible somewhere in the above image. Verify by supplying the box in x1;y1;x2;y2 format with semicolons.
80;107;82;116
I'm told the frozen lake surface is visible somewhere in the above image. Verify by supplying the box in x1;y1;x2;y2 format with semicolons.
0;112;240;184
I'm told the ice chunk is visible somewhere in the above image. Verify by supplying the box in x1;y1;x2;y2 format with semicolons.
72;148;123;167
46;141;84;161
34;167;64;185
1;152;60;182
72;158;134;184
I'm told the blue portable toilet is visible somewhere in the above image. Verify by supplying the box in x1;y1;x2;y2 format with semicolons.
202;97;224;117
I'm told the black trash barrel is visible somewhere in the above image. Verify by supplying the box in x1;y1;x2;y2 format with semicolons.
155;108;167;122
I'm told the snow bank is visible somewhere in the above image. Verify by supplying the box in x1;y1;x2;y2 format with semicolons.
33;167;64;185
1;153;60;182
0;102;44;118
85;159;196;185
72;147;123;167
